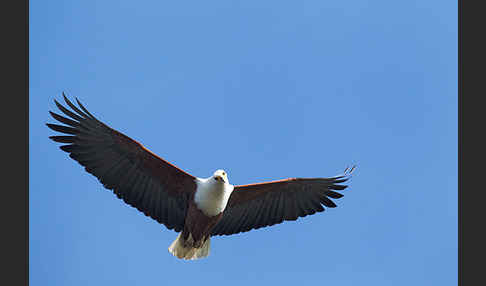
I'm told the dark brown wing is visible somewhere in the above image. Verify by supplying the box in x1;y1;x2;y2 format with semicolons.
211;168;354;236
47;93;196;232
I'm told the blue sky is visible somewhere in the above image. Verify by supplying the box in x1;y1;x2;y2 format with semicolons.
30;1;457;285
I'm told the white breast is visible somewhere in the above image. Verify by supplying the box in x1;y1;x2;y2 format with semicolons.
194;177;234;217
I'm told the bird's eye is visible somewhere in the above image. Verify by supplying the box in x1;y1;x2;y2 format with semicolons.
222;172;225;176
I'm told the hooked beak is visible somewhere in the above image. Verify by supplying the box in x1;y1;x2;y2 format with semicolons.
214;175;225;183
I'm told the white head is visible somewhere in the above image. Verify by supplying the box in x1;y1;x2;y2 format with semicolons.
212;169;229;184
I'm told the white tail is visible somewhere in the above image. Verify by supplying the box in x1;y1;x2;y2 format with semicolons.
168;233;210;260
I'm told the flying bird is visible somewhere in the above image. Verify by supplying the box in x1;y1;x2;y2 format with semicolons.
47;93;355;260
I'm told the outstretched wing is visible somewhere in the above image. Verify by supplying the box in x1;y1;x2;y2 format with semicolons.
47;93;196;232
211;168;354;236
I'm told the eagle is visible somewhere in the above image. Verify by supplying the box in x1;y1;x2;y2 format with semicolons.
47;93;355;260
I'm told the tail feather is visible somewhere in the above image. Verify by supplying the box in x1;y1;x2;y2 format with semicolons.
168;233;210;260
